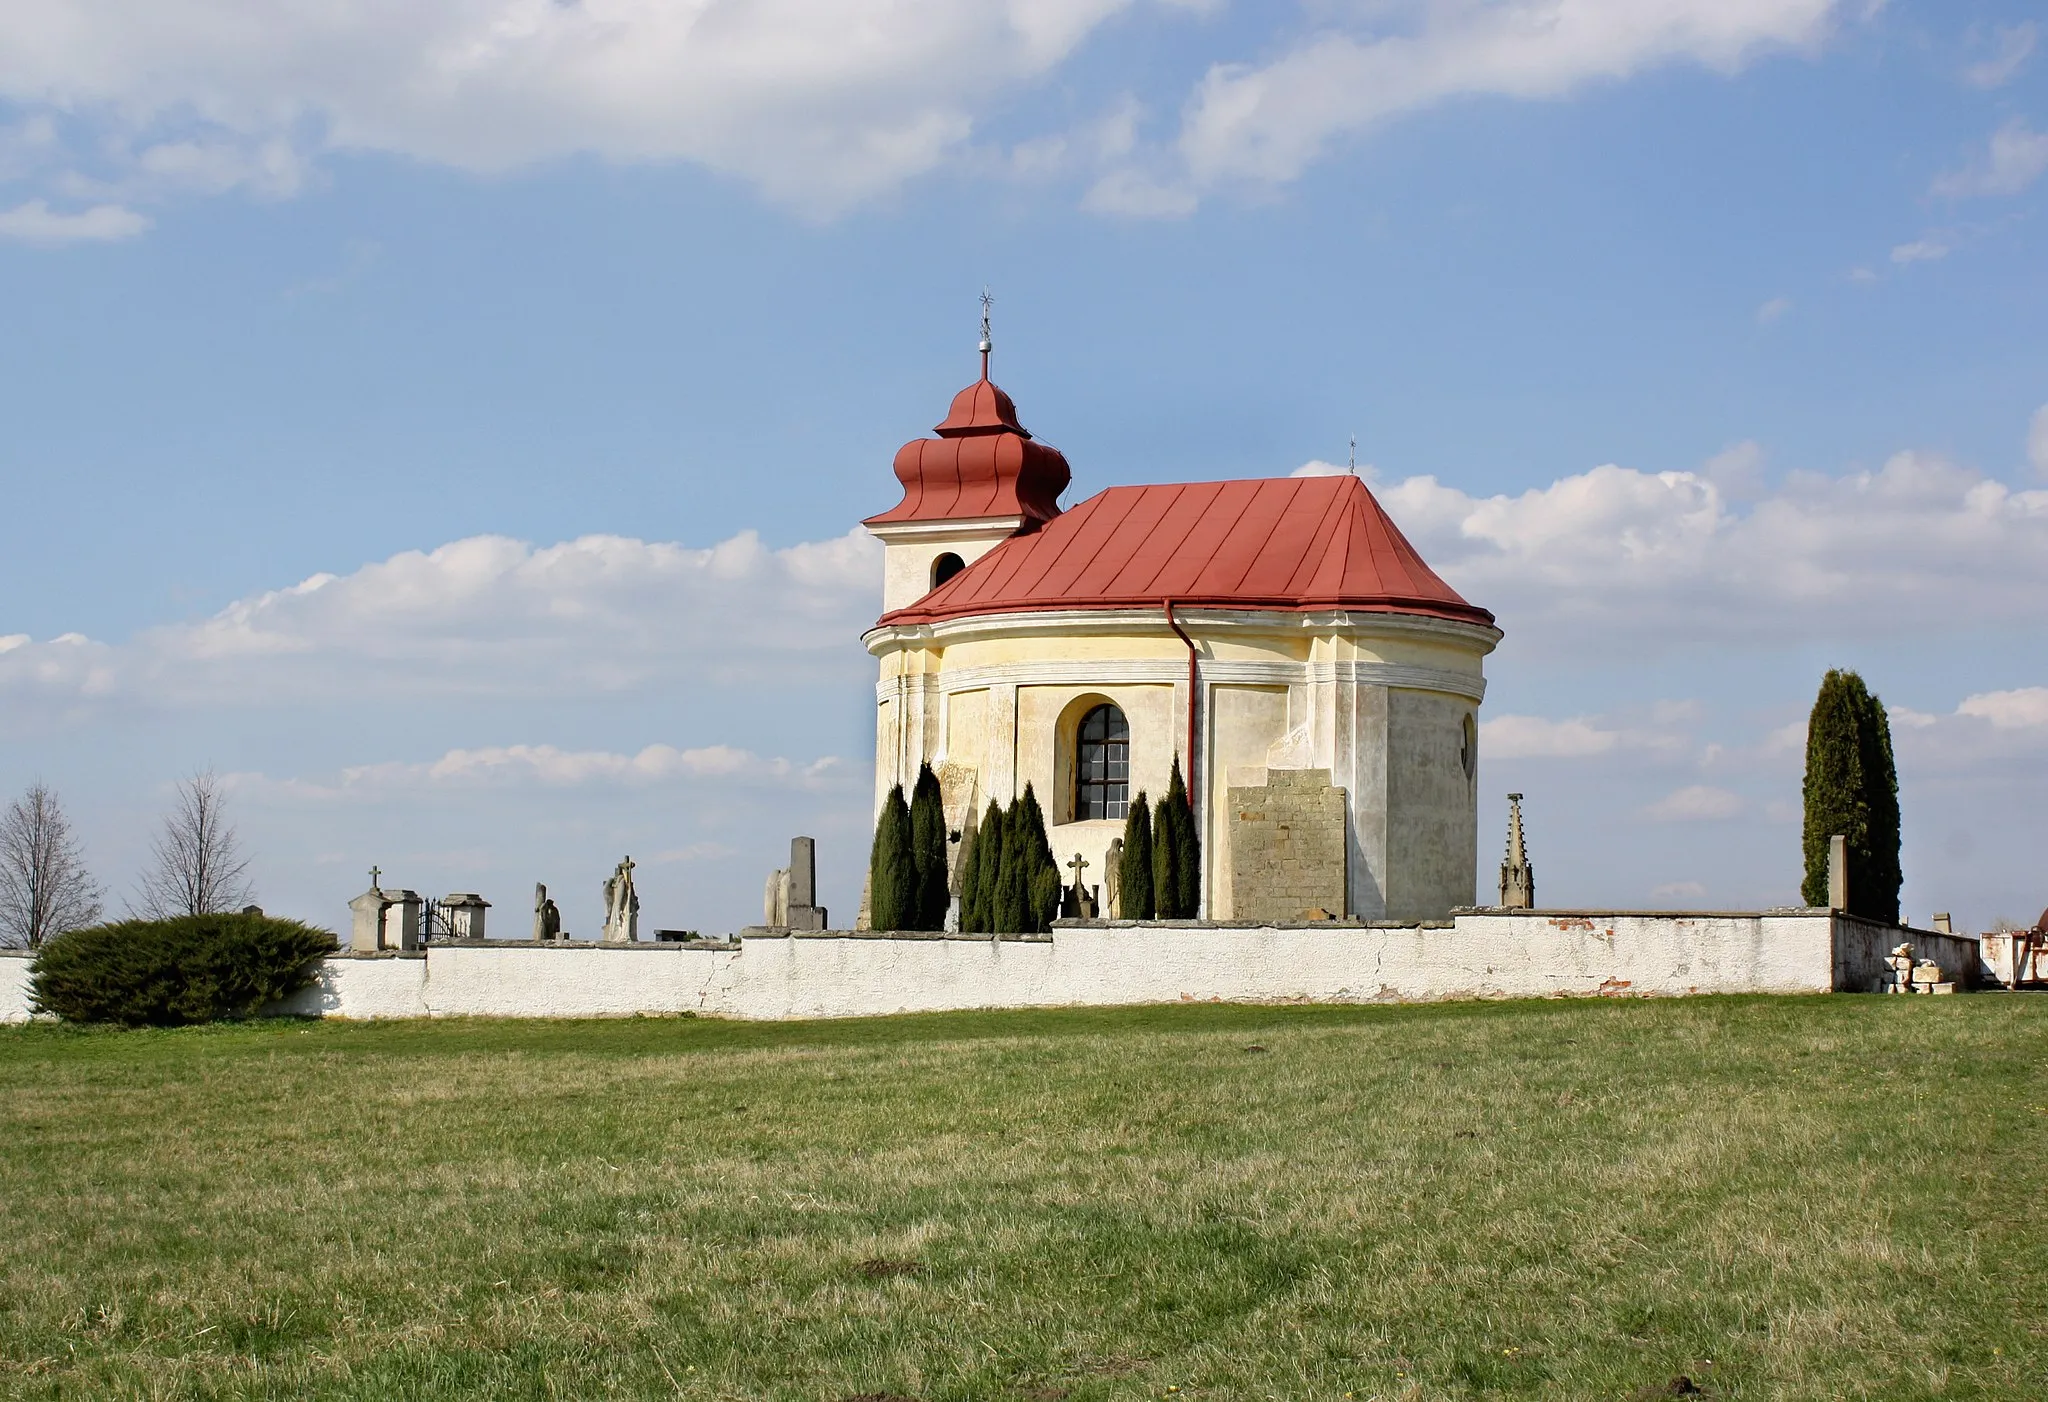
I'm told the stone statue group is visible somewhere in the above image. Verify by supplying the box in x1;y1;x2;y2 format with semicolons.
531;856;640;943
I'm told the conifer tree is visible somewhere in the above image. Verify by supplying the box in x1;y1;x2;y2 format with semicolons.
1801;669;1902;922
1117;793;1154;920
1151;790;1179;919
991;797;1025;935
954;804;983;934
909;763;950;931
1163;756;1201;918
1014;783;1060;933
966;799;1004;934
866;785;917;932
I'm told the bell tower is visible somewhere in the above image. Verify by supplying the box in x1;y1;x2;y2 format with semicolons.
863;322;1069;615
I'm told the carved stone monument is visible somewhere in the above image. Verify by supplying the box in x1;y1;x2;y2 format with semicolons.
761;837;828;931
1499;793;1534;909
441;893;490;940
601;857;640;943
532;883;564;942
1104;837;1123;919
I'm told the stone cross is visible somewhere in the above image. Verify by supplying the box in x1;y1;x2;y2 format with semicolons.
369;865;382;890
1067;853;1089;884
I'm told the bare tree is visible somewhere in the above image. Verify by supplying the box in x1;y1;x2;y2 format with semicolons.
0;781;104;948
135;769;255;918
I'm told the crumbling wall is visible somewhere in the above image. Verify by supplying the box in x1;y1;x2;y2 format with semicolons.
1227;769;1348;922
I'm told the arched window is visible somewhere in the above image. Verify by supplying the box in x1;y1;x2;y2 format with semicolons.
1075;704;1130;820
931;552;966;589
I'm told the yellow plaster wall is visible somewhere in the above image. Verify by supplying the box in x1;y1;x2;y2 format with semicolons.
1206;684;1291;918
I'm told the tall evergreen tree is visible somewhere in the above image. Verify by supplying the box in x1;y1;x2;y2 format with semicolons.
966;799;1004;934
991;797;1025;935
1163;756;1201;918
1117;794;1154;920
866;785;917;932
1014;783;1060;933
908;763;950;931
1800;669;1902;922
1151;790;1180;920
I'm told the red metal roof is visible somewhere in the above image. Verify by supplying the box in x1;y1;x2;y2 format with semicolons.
863;374;1070;529
875;475;1494;629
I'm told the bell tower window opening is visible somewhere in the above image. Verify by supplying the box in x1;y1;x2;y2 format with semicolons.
931;552;966;589
1076;703;1130;820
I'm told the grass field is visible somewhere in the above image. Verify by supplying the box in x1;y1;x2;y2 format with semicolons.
1;996;2043;1401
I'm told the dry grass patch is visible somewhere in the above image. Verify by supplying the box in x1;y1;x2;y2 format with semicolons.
0;996;2043;1399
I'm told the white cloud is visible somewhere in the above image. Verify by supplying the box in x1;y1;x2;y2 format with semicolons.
1642;784;1744;822
342;743;841;790
1755;296;1791;324
1290;458;1374;480
0;0;1170;220
1962;22;2036;89
1650;880;1706;900
1891;235;1951;265
1484;715;1620;758
1932;119;2048;200
0;198;148;244
1956;687;2048;731
0;527;882;711
1700;439;1765;499
1099;0;1841;212
1381;447;2048;650
2029;404;2048;478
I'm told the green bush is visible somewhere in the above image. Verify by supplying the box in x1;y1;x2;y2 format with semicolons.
866;784;917;932
30;913;339;1026
1800;668;1901;922
909;763;951;931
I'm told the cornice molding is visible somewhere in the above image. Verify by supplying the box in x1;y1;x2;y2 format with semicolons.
875;656;1487;703
864;604;1500;656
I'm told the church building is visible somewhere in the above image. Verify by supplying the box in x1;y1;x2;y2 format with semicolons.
862;343;1500;923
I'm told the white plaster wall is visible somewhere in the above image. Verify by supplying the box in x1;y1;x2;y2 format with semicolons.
17;912;1977;1026
266;955;431;1019
0;952;34;1023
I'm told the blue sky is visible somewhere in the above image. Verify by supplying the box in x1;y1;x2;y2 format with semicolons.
2;0;2045;936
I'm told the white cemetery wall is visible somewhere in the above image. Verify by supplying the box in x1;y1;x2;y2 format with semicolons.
8;911;1988;1024
1831;912;1983;991
0;950;32;1023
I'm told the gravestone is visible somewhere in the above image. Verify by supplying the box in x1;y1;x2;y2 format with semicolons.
442;893;490;940
349;875;389;954
783;837;828;931
601;857;640;943
382;889;423;952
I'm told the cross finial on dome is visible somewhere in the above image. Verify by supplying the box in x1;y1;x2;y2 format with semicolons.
978;287;994;380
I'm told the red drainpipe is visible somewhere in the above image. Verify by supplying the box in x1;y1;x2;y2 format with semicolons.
1163;600;1198;803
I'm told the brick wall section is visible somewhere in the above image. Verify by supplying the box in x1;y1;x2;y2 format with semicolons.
1227;769;1349;922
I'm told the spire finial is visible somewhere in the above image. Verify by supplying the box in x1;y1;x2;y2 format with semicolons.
1349;434;1357;475
1499;793;1534;908
978;287;993;380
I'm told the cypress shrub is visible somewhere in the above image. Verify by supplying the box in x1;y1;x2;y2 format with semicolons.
908;763;950;931
964;799;1004;934
31;913;338;1026
1801;669;1902;922
867;785;917;932
1163;757;1201;918
991;798;1025;935
1151;791;1179;919
1118;795;1154;920
1014;784;1060;933
954;805;983;933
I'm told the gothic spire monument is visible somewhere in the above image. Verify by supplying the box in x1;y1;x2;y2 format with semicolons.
861;323;1500;922
1499;793;1534;909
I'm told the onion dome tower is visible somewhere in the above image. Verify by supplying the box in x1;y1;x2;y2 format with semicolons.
863;323;1071;614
